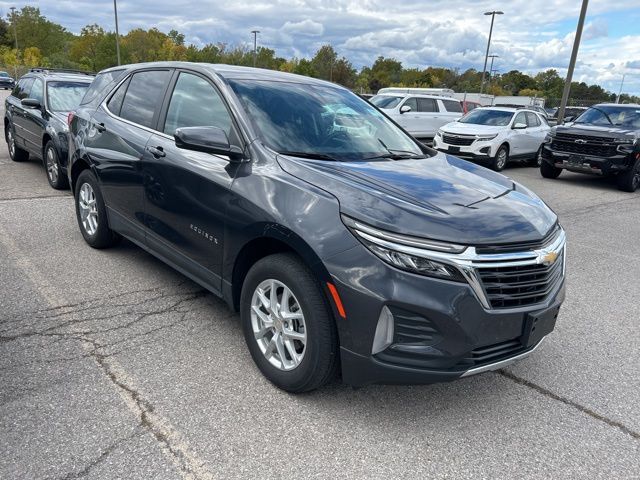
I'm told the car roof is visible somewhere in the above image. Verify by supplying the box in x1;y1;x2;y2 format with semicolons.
23;71;94;83
372;93;455;100
593;103;640;108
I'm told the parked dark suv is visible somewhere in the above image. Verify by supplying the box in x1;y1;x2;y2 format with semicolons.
541;104;640;191
4;68;94;189
68;62;566;392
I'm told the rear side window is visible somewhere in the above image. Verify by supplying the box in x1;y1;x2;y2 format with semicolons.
163;72;232;136
106;77;130;116
514;112;527;126
417;98;438;112
13;78;34;100
80;69;125;106
443;100;463;113
526;111;541;127
119;70;171;129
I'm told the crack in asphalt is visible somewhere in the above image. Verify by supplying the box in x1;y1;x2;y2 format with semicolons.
498;369;640;440
0;194;69;203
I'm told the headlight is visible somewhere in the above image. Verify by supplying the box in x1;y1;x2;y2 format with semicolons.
341;215;466;281
435;130;443;138
613;137;634;144
475;134;497;141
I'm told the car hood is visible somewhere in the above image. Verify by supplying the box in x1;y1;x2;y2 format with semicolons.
440;122;505;135
554;124;639;139
278;152;557;245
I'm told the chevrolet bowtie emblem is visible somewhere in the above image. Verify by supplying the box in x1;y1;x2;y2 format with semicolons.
540;251;559;266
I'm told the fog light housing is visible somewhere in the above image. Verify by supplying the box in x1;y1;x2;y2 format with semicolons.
372;306;394;354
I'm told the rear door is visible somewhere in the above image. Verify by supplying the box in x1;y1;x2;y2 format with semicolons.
85;68;173;243
141;70;241;292
509;111;529;155
525;111;547;153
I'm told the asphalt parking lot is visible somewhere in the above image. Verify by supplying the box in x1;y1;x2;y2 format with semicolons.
0;89;638;479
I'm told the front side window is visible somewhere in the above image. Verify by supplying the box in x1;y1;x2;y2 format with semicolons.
459;109;514;126
119;70;171;129
402;97;418;112
30;78;44;104
163;72;232;136
229;80;423;161
47;81;91;112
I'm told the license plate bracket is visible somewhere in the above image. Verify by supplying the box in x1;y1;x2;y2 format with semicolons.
449;146;460;153
568;154;585;166
522;306;560;348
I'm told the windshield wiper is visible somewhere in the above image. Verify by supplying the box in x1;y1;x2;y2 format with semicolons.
573;106;614;125
278;151;338;161
367;139;425;160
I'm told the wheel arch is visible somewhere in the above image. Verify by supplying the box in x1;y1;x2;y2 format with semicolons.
70;157;92;192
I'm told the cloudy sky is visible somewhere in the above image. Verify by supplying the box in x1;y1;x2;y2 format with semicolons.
3;0;640;95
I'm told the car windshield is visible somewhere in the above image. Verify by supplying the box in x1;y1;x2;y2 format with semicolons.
47;81;90;112
370;95;403;109
0;72;9;78
573;105;640;128
458;109;514;126
229;80;423;161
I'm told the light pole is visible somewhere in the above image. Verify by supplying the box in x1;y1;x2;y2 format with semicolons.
113;0;121;65
616;74;626;104
479;10;503;94
487;54;499;88
9;6;18;77
557;0;588;124
251;30;260;67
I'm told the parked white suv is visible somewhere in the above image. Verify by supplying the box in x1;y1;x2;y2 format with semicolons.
370;93;463;143
433;107;550;171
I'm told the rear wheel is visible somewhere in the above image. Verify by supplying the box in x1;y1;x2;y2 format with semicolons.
540;159;562;179
44;141;68;190
616;159;640;192
240;253;338;392
491;145;509;171
74;169;121;248
6;125;29;162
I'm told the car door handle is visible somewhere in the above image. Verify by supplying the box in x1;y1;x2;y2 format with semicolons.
147;146;166;158
93;122;106;133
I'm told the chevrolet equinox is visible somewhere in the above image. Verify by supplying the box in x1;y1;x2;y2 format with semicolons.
68;62;566;392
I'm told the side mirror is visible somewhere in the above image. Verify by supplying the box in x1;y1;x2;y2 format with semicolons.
513;122;527;130
400;105;412;114
174;126;243;161
21;98;41;109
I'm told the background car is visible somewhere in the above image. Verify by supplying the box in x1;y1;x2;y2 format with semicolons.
554;106;588;123
0;71;16;90
370;93;463;144
462;100;481;113
4;68;94;189
433;107;550;171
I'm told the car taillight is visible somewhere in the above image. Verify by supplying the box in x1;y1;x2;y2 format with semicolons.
67;112;75;127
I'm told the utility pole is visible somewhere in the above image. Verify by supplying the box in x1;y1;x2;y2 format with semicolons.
251;30;260;68
9;6;18;77
557;0;589;124
616;74;625;104
480;11;503;94
113;0;121;65
488;54;499;88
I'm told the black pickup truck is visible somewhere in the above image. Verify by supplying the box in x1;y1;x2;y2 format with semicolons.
540;104;640;192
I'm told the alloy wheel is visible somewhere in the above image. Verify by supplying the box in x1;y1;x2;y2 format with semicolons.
250;279;307;371
497;149;507;169
78;183;98;236
46;147;58;184
7;129;15;158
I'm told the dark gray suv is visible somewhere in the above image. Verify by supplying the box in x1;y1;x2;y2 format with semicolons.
68;62;566;392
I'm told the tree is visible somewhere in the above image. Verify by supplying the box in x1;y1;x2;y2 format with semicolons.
8;7;69;57
310;45;337;81
22;46;43;67
368;56;403;91
70;24;106;72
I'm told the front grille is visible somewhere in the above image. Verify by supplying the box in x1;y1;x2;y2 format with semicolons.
551;133;617;157
442;134;475;146
477;251;564;309
392;307;440;345
455;339;526;368
475;225;561;255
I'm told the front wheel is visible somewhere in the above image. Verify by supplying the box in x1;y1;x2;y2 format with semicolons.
240;253;338;392
616;159;640;192
540;159;563;179
74;169;121;248
44;141;69;190
491;145;509;171
529;146;543;167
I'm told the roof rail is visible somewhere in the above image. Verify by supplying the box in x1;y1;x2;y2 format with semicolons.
28;67;95;76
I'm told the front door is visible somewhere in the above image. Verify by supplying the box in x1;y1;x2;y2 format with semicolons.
141;70;240;292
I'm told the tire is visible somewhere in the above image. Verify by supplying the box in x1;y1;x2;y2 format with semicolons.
529;146;543;167
616;159;640;192
44;141;69;190
5;124;29;162
74;169;121;248
240;253;339;392
491;145;509;171
540;159;562;179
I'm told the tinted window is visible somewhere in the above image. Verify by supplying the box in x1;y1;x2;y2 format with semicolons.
466;103;477;111
513;112;527;126
574;106;640;128
14;78;34;100
120;70;171;129
47;81;91;112
80;69;124;106
525;112;540;127
30;78;44;104
443;99;463;113
163;72;232;136
107;77;130;116
402;97;418;112
417;98;438;112
370;95;403;109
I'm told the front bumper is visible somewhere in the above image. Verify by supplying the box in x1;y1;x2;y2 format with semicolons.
325;241;565;387
542;143;636;175
433;136;496;162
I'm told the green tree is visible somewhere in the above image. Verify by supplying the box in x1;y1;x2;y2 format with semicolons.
310;45;338;81
368;56;403;91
